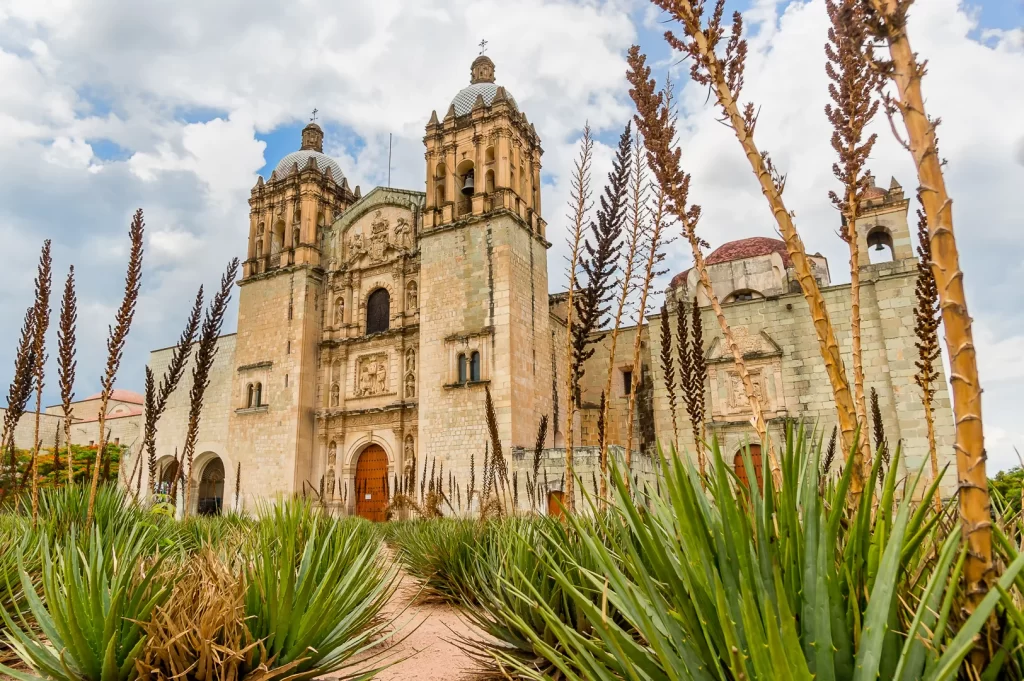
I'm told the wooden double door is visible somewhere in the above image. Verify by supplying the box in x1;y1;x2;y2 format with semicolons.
354;445;389;522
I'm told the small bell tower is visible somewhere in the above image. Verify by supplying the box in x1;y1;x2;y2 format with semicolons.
853;174;915;267
422;55;544;237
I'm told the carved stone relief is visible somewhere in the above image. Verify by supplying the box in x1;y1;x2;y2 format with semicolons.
355;353;389;397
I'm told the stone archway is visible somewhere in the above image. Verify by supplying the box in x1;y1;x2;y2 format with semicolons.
197;456;225;516
155;456;179;496
354;444;389;522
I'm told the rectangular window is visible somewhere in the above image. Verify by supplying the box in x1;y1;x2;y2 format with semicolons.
623;370;633;395
284;374;289;387
287;340;291;354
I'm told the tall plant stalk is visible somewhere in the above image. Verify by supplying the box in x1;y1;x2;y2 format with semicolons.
87;210;144;527
29;240;52;524
647;1;867;491
861;0;991;609
1;307;36;501
600;130;646;503
58;266;77;486
913;202;942;512
624;183;670;472
826;0;881;463
659;304;679;450
626;47;779;480
182;259;238;518
562;125;595;514
143;288;203;496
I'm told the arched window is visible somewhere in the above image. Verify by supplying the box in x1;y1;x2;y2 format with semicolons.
254;382;262;407
470;351;481;382
734;444;764;490
271;221;285;254
457;353;467;384
246;383;254;408
485;146;495;165
724;289;764;304
485;169;495;194
292;227;300;248
366;288;390;334
867;227;895;263
434;163;446;206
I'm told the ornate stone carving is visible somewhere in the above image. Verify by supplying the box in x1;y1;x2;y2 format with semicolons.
327;440;337;466
405;348;416;373
330;383;340;407
406;280;418;312
356;353;389;397
405;372;416;399
369;210;390;262
394;216;413;250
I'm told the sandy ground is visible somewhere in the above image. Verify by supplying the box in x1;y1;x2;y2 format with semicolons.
338;568;493;681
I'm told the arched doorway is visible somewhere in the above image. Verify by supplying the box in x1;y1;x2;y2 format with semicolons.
197;457;225;516
157;459;179;496
734;444;764;490
355;445;389;522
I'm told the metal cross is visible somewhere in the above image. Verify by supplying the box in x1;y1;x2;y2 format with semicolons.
311;108;319;122
478;39;488;55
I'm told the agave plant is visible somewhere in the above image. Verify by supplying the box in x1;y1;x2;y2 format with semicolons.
241;499;397;680
0;523;174;681
388;518;485;603
482;426;1024;680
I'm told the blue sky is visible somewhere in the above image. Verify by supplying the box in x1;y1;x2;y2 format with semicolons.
2;0;1023;468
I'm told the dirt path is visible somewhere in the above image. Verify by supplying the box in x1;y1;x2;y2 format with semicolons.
340;567;492;680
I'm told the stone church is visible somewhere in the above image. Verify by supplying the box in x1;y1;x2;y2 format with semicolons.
128;54;956;517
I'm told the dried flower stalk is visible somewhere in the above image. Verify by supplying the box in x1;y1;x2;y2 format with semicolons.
600;130;646;503
182;259;239;518
29;240;52;523
913;203;942;512
861;0;991;608
626;46;779;480
87;210;144;527
2;308;36;493
826;0;881;470
144;287;203;496
562;124;595;514
659;304;679;450
58;266;77;486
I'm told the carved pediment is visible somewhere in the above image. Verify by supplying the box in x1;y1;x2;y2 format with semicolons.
705;328;782;364
327;188;424;272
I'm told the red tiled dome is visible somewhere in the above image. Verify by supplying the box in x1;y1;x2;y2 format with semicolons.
670;237;792;289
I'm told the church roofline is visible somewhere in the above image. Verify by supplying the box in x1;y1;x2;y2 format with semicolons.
329;186;426;232
150;332;237;355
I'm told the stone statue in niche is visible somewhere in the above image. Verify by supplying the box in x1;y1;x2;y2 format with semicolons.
334;297;344;326
403;435;415;484
406;281;418;312
327;441;337;467
405;348;416;373
394;217;413;250
325;468;335;499
356;354;388;397
369;210;390;262
330;383;340;407
405;372;416;399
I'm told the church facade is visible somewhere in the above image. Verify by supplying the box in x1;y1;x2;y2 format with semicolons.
132;55;956;516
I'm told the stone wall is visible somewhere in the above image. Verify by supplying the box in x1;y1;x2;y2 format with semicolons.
649;258;957;497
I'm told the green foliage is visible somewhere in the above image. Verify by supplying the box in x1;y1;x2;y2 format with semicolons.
0;445;123;501
241;499;396;680
0;523;174;681
387;518;485;603
992;466;1024;515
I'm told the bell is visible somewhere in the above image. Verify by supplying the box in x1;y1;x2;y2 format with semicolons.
874;242;886;252
461;170;475;196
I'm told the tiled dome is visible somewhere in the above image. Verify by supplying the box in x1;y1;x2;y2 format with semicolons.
273;150;345;180
450;82;518;117
669;237;793;289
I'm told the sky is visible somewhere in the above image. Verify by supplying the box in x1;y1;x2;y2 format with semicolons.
1;0;1022;469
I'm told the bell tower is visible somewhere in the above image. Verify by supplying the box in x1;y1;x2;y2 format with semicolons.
418;54;552;481
853;174;915;267
228;120;356;499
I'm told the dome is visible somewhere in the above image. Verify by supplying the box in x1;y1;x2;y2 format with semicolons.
450;81;518;117
273;149;345;180
669;237;792;289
